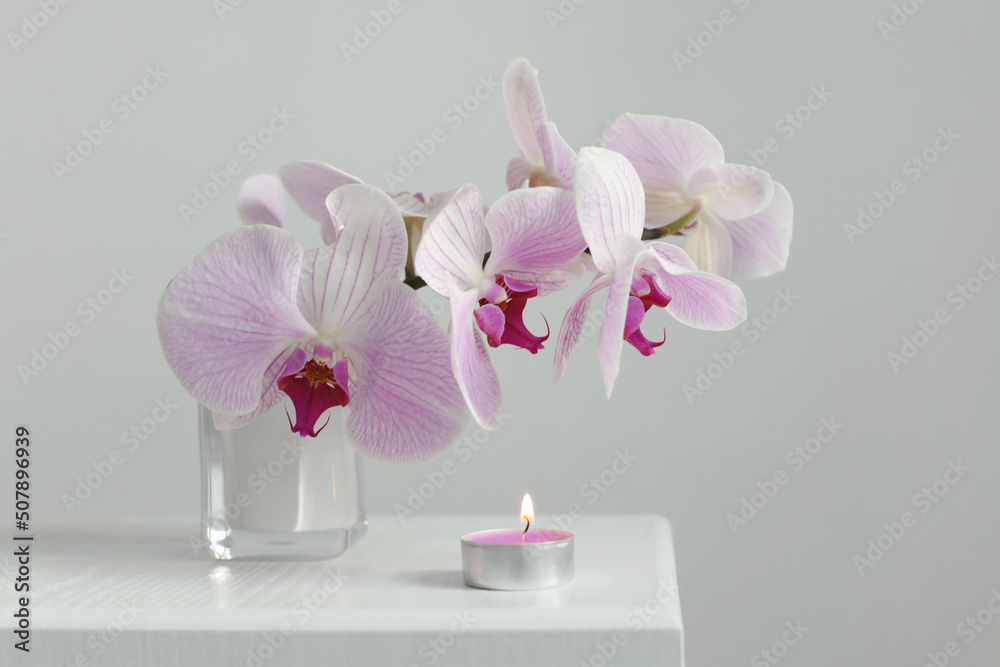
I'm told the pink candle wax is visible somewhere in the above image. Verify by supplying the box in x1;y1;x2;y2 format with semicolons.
461;528;573;544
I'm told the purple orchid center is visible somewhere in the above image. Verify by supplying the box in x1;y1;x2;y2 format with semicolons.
624;269;671;357
474;275;549;354
277;358;350;437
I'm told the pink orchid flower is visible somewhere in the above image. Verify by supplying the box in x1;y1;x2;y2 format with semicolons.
156;184;468;462
602;113;793;279
503;57;576;191
554;148;748;397
414;184;586;428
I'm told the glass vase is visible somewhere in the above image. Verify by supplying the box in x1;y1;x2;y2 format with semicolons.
199;404;366;559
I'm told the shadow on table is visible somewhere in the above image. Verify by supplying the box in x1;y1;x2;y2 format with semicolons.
394;568;467;590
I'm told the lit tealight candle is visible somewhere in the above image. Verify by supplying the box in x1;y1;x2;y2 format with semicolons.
461;494;574;590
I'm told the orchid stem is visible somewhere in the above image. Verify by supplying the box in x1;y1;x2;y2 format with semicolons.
403;275;426;290
640;203;701;241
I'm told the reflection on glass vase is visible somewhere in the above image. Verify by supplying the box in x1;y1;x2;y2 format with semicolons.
199;403;366;559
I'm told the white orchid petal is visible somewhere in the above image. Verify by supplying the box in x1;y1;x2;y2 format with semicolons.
211;347;303;429
237;174;286;228
483;187;584;279
337;282;469;462
503;256;585;297
156;225;316;416
574;147;645;273
388;192;430;217
692;163;774;221
506;157;535;191
299;185;408;334
727;182;794;280
603;113;725;182
280;161;364;223
645;243;747;330
447;288;503;429
503;57;548;166
597;235;646;397
553;273;614;384
679;210;734;277
536;121;576;188
414;185;489;296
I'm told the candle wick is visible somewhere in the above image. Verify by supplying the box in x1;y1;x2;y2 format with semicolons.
522;517;530;540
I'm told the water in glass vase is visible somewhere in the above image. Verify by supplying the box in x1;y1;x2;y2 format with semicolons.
199;403;366;559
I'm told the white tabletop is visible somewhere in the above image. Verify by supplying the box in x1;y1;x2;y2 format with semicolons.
2;514;683;666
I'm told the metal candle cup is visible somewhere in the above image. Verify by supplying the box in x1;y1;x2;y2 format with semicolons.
461;528;574;590
461;494;573;590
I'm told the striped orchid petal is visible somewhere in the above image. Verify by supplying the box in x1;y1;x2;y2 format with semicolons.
503;57;548;169
502;57;575;191
574;147;645;273
298;185;409;335
553;273;613;383
156;225;316;416
336;281;470;462
483;186;584;281
413;185;488;295
446;288;503;429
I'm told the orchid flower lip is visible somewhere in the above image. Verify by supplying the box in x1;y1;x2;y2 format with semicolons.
622;270;673;356
278;357;350;438
284;405;332;437
473;274;547;353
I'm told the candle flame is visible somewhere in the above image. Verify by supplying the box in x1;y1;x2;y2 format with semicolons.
521;493;533;539
521;493;534;523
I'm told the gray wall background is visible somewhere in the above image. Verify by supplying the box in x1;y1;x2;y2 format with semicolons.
3;0;999;664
